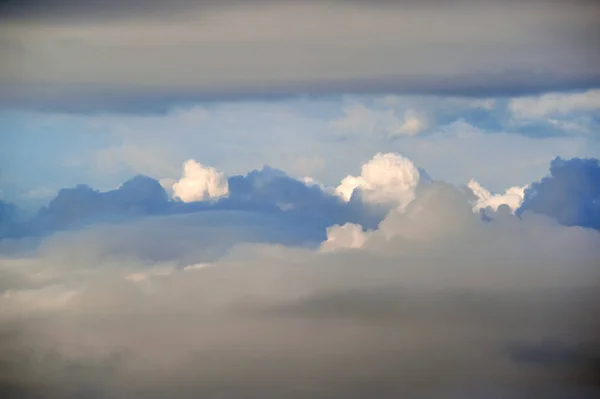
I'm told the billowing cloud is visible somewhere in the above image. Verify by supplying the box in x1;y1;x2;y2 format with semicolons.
320;222;368;251
1;177;599;398
335;152;421;211
518;157;600;229
172;159;229;202
468;179;528;213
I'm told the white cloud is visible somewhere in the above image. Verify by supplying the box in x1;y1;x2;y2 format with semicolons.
335;175;365;202
335;153;421;211
332;104;426;138
509;89;600;120
172;159;229;202
389;110;427;138
320;223;368;252
468;179;528;213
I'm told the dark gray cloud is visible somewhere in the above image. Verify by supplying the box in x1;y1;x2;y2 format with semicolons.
0;1;557;21
3;72;600;114
1;0;598;112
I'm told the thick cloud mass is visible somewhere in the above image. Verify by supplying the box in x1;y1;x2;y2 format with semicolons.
1;180;599;398
2;0;599;112
1;154;600;398
518;157;600;229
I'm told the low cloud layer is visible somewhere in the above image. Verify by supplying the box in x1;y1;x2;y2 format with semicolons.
1;153;599;398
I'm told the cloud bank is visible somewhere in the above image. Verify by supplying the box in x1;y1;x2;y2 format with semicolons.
1;153;599;398
2;0;599;112
1;178;599;398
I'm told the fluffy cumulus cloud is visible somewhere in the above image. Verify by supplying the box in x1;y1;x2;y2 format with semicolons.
1;153;600;398
320;222;368;252
335;153;422;211
468;179;528;213
172;159;229;202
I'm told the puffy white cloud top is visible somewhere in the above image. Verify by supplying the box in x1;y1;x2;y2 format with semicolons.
468;179;527;213
172;159;229;202
320;223;368;252
336;153;421;211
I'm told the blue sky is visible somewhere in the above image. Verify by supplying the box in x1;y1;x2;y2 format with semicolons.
2;91;599;208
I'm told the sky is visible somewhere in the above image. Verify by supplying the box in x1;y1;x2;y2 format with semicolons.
1;1;600;398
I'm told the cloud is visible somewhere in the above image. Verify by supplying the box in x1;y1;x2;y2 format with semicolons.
518;157;600;229
320;222;368;251
468;179;528;213
333;104;427;138
1;178;599;398
509;89;600;120
2;1;599;112
0;200;24;239
335;152;422;211
1;160;383;242
30;175;170;233
172;160;230;202
390;109;427;138
4;153;600;252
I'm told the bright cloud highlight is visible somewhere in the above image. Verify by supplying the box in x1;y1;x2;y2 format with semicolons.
468;179;528;213
335;153;421;211
172;159;229;202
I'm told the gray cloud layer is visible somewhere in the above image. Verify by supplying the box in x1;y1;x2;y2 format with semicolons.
1;182;599;398
1;0;599;112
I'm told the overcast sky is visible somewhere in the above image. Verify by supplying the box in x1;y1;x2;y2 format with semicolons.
1;0;599;112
